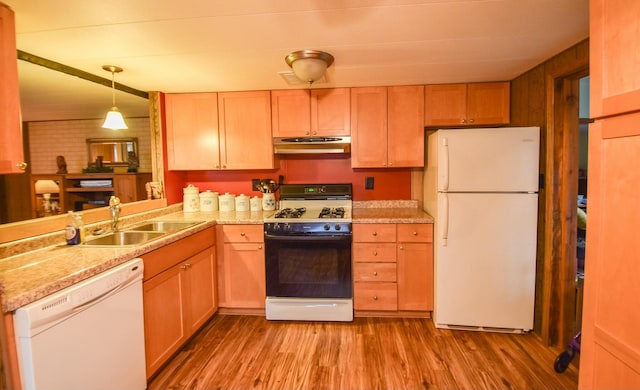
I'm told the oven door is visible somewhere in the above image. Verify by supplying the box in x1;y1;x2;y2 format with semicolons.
265;233;352;299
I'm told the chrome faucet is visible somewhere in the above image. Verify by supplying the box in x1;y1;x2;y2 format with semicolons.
109;196;121;232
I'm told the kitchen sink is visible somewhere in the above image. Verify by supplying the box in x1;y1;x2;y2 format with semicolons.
125;220;204;233
82;231;166;247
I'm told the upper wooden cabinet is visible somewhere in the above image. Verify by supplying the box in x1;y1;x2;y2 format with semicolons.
165;91;274;170
0;4;25;174
271;88;350;137
351;86;424;168
165;93;219;170
590;0;640;119
424;82;510;127
218;91;274;169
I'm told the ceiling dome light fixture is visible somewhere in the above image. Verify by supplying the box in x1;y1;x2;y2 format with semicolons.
285;50;334;85
102;65;128;130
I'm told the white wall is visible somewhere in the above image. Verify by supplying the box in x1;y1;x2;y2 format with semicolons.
28;117;152;174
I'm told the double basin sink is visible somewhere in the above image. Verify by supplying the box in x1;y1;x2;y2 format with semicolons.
82;221;205;247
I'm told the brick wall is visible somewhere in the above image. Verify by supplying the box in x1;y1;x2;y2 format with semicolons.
28;117;152;174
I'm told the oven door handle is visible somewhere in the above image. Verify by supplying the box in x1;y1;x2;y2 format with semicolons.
265;234;351;242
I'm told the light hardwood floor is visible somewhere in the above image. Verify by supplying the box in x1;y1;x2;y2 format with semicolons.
148;315;579;390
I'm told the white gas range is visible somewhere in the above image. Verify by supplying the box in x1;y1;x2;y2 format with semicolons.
263;184;353;322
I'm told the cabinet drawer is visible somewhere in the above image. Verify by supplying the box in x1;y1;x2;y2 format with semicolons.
222;225;264;243
397;224;433;243
354;262;397;282
353;224;396;242
143;227;215;281
354;282;398;311
353;243;396;262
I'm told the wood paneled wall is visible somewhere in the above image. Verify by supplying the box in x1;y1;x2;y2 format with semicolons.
511;39;589;346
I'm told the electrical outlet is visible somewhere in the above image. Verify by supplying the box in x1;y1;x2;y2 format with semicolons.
365;177;374;190
252;179;261;191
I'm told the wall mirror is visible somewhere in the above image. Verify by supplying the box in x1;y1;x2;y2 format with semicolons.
0;53;164;227
87;138;138;166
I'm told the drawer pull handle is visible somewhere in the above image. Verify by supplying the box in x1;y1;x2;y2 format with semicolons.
400;245;404;250
240;232;246;236
373;271;378;276
373;295;378;300
373;250;378;256
413;231;418;236
180;263;191;270
372;231;377;236
258;245;263;250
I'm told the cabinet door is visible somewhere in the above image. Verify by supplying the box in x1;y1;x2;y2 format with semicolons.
311;88;350;136
579;114;640;388
218;91;274;169
590;0;640;118
467;82;510;125
221;242;265;308
351;87;388;168
143;264;187;377
424;84;467;126
165;93;219;170
271;90;311;137
387;85;424;167
0;5;25;174
113;174;137;203
185;247;217;334
397;242;433;311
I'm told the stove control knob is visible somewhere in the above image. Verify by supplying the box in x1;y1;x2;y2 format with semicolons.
273;224;280;231
284;224;291;232
335;224;341;231
323;223;331;231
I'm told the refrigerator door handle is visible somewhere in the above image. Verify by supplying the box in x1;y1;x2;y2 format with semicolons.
442;137;449;191
442;193;449;246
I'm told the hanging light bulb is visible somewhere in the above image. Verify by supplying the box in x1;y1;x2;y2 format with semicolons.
102;65;128;130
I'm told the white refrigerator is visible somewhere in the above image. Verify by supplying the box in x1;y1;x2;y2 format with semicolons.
423;127;540;333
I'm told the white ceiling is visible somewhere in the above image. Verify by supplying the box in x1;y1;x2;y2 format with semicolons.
5;0;589;122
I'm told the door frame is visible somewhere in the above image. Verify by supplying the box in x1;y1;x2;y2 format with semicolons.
540;67;589;347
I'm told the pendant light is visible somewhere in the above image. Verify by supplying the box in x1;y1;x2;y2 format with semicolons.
102;65;128;130
285;50;334;85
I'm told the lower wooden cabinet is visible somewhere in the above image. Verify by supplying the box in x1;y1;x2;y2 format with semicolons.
353;223;433;316
217;225;265;310
142;227;216;378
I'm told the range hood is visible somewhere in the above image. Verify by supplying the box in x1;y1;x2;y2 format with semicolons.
273;136;351;154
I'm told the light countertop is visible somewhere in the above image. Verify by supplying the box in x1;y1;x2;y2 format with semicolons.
0;204;432;312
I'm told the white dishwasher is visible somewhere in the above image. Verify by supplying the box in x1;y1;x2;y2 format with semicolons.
14;258;147;390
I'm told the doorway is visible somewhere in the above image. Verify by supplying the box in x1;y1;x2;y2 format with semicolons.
542;69;589;349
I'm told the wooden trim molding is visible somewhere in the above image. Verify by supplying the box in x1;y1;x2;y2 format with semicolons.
17;50;148;99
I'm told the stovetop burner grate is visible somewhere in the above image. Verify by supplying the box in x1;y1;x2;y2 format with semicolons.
273;207;307;219
319;207;345;219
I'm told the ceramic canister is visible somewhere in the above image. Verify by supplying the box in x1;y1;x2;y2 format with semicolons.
250;196;262;211
218;193;235;212
262;192;276;211
235;194;250;211
199;190;218;212
183;184;200;212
